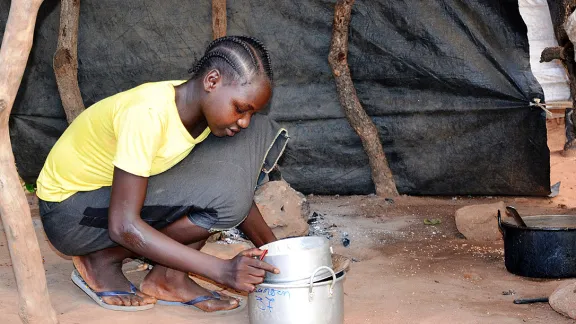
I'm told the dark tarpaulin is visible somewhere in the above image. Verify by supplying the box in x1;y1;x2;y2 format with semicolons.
0;0;550;195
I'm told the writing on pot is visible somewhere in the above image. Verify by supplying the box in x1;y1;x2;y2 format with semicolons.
255;287;291;298
254;288;291;312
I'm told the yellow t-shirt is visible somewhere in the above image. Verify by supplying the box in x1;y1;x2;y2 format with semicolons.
37;80;211;202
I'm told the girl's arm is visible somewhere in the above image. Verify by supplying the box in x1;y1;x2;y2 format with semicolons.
107;167;277;292
238;202;277;247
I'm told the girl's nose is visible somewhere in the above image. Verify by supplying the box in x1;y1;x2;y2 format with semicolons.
238;115;251;129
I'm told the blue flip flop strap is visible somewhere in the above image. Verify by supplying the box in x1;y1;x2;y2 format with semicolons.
182;291;221;306
95;283;138;297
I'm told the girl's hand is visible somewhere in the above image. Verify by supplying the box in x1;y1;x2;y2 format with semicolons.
219;248;280;292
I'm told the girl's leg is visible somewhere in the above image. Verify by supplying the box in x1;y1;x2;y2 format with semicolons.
74;216;238;311
139;201;278;310
139;217;240;311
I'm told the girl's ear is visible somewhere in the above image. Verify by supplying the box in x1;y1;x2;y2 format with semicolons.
203;69;221;92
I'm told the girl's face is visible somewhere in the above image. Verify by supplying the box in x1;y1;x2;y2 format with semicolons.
201;72;272;137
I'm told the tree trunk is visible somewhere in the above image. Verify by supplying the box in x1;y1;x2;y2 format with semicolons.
562;10;576;153
0;0;59;323
327;0;398;197
545;1;576;153
212;0;226;40
53;0;84;123
546;0;576;45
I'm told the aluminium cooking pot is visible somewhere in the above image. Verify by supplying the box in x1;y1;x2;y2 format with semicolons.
498;210;576;278
248;266;345;324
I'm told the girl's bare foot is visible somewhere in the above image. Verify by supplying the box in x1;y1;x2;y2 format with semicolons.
140;265;239;312
73;252;156;307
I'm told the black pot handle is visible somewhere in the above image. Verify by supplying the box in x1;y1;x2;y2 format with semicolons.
497;210;505;239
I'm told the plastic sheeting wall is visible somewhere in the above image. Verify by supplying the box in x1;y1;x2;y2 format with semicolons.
1;0;551;196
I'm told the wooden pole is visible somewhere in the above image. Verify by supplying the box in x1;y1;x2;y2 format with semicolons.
53;0;84;123
212;0;226;39
0;0;59;323
328;0;399;197
544;0;576;154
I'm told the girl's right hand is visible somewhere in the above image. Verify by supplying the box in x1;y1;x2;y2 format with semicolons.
219;248;280;293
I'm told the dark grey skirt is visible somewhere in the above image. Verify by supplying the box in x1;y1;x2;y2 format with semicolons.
40;114;288;256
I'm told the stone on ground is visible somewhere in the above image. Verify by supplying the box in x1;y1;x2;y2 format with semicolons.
254;180;309;239
454;201;508;241
549;280;576;320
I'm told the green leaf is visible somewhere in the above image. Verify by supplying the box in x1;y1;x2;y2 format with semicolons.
424;218;441;225
24;183;36;193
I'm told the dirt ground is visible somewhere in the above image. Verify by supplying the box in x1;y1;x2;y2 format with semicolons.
1;119;576;324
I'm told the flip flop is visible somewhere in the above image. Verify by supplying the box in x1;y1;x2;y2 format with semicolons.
157;290;246;315
71;269;154;312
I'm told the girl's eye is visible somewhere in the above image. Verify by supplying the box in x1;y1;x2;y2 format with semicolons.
235;106;244;114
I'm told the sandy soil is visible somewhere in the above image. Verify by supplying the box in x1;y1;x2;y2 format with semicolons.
0;119;575;324
548;118;576;208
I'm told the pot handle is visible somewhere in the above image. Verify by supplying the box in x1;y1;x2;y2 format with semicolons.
308;266;336;302
497;210;505;239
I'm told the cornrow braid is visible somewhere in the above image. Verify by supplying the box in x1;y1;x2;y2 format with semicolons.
206;36;258;70
188;51;241;76
187;53;210;74
188;35;273;86
235;36;273;83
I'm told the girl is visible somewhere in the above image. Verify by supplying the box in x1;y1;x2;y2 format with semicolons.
37;36;287;313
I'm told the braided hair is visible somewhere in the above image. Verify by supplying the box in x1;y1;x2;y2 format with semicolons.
234;36;273;83
189;36;273;86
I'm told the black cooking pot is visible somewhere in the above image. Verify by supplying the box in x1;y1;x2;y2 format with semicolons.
498;210;576;278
